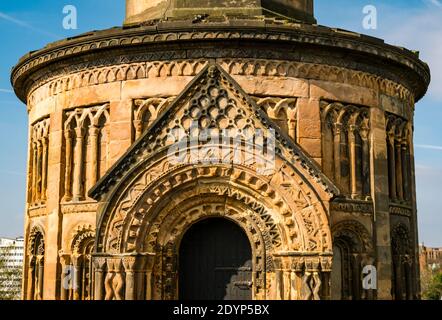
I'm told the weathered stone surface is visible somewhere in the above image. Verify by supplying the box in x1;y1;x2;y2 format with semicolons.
310;80;379;108
14;0;429;301
125;0;316;25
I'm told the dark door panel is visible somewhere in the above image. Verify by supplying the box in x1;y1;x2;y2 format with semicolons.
179;218;252;300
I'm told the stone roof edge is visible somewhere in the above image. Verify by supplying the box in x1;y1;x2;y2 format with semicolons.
11;20;430;103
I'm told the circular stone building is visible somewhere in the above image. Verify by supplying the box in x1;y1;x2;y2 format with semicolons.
12;0;430;300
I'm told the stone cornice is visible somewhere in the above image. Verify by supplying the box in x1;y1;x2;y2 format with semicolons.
11;19;430;104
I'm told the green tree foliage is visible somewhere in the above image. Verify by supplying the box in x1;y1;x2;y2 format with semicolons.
0;246;23;300
423;272;442;300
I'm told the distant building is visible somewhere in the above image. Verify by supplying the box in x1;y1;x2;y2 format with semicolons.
420;244;442;272
0;237;24;299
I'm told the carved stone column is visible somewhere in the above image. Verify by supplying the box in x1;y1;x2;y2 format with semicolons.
122;257;136;300
348;124;358;198
274;269;284;300
134;119;143;140
41;137;48;202
88;125;100;190
401;141;409;201
35;255;44;300
144;254;155;300
290;257;304;300
404;256;413;300
72;126;85;201
104;258;124;300
93;257;106;300
320;256;332;300
63;129;73;201
58;252;71;301
71;253;82;300
395;138;404;201
332;123;342;187
388;131;397;200
301;271;313;300
30;142;38;204
303;258;322;300
360;125;370;197
36;140;43;202
27;256;36;300
287;107;297;140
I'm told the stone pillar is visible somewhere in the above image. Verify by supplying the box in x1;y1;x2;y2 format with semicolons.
134;119;143;140
36;140;43;202
287;106;297;140
320;256;332;300
71;254;82;300
36;256;44;300
58;253;71;300
144;254;156;300
274;269;283;300
404;257;413;300
42;109;64;299
93;257;106;300
348;124;358;198
41;137;48;202
360;125;370;197
31;142;38;204
370;107;392;299
122;257;136;300
395;138;404;201
333;123;342;187
401;140;409;201
88;125;100;190
408;119;421;298
63;129;73;201
104;258;124;300
387;132;396;200
72;126;85;201
27;256;36;300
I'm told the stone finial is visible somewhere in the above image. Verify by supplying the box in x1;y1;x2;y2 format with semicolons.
125;0;316;25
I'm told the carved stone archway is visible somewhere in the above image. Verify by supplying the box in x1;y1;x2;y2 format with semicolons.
27;226;45;300
331;220;374;300
90;64;338;300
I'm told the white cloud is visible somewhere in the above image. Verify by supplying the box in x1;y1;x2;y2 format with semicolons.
428;0;442;8
415;144;442;151
377;6;442;101
0;11;60;39
0;89;13;94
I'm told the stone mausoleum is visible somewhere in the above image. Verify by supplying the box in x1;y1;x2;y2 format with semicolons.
11;0;430;300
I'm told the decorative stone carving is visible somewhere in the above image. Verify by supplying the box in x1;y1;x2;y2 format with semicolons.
389;204;413;217
332;220;374;300
88;64;335;300
386;114;412;204
133;97;175;140
28;118;50;206
321;101;371;199
330;199;374;214
254;97;298;140
63;104;110;202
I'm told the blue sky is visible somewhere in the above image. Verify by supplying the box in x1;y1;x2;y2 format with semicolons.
0;1;441;246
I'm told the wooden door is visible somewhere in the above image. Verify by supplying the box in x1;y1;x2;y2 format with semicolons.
179;218;252;300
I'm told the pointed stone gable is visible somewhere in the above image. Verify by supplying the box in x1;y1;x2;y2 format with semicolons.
89;64;338;200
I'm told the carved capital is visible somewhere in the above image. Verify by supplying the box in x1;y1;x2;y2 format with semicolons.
93;257;107;271
58;251;71;266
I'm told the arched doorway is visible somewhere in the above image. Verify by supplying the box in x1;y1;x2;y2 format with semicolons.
179;218;252;300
